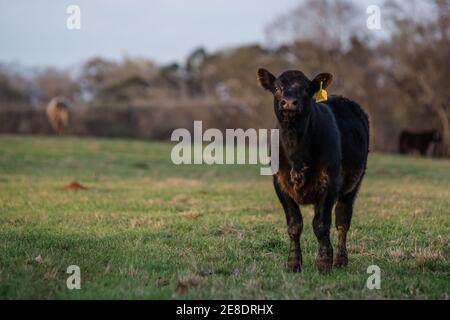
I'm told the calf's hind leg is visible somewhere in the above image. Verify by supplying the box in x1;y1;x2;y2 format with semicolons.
274;179;303;272
334;182;361;267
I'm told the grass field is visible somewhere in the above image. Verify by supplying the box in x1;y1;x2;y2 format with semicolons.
0;135;449;299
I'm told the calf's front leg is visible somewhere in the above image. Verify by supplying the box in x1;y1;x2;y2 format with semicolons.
274;178;303;272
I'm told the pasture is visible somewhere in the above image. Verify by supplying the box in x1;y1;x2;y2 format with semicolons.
0;135;448;299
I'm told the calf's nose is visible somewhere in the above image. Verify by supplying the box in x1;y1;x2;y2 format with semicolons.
280;98;298;110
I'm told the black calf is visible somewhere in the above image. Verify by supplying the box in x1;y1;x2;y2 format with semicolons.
257;69;369;273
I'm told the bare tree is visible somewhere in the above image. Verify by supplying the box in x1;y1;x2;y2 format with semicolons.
265;0;359;50
383;0;450;156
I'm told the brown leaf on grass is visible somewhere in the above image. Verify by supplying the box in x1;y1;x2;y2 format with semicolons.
64;181;89;190
175;281;189;295
175;275;207;294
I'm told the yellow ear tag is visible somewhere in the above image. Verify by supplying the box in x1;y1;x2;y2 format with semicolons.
315;81;327;103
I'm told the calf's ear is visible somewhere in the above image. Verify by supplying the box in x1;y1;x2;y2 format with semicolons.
310;73;333;93
257;68;276;92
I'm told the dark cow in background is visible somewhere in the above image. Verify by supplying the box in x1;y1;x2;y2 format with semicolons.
257;68;369;273
398;129;441;156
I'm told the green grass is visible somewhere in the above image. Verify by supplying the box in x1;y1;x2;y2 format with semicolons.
0;134;449;299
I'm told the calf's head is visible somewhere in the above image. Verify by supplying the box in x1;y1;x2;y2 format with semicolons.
257;68;332;123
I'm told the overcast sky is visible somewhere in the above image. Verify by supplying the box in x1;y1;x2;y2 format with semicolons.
0;0;389;69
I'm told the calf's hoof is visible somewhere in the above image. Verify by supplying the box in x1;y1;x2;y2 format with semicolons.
333;251;348;268
286;253;302;272
316;253;333;274
316;257;332;274
287;260;301;273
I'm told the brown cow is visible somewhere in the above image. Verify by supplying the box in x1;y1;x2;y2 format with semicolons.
46;97;70;135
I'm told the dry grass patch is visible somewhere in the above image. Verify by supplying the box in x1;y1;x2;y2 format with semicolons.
179;210;203;219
